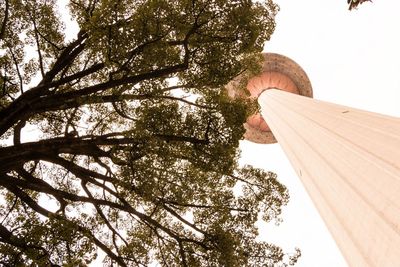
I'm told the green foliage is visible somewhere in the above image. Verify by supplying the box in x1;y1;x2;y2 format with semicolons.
0;0;300;266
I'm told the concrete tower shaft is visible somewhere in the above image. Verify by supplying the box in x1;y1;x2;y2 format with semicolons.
237;53;400;267
259;89;400;267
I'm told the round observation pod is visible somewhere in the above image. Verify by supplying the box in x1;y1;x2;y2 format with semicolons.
228;53;313;144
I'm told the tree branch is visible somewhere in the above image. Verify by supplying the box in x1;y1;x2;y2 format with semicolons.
54;61;189;101
32;93;212;114
0;131;209;172
39;30;88;85
0;196;18;224
0;172;127;266
0;224;57;266
16;168;68;213
8;47;24;94
32;17;45;77
0;31;88;136
0;0;9;41
13;119;26;145
80;181;130;248
162;203;207;235
35;25;64;51
0;57;184;136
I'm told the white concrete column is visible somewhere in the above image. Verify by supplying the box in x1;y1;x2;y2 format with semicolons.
259;89;400;267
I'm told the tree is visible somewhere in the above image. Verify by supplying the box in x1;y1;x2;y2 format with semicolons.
0;0;300;266
347;0;372;10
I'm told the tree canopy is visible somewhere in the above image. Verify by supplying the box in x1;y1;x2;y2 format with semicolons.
0;0;300;266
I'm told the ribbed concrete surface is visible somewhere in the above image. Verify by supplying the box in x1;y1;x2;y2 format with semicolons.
259;89;400;267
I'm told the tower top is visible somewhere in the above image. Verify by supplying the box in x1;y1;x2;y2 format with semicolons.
229;53;313;143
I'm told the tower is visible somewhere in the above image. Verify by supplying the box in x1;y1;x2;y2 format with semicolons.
233;53;400;267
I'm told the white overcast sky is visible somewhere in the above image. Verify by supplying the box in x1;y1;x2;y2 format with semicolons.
239;0;400;266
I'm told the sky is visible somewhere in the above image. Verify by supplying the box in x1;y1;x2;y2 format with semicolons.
239;0;400;266
14;0;399;265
